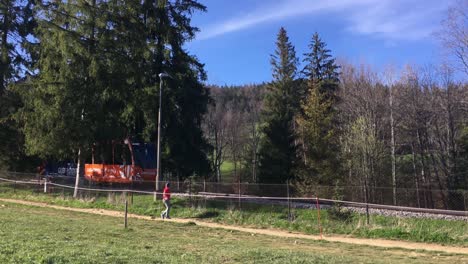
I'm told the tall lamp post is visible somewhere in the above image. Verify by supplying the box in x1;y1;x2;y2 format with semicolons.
156;72;171;193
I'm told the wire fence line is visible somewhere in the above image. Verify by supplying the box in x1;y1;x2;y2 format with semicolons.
1;169;468;245
1;170;467;214
0;175;335;208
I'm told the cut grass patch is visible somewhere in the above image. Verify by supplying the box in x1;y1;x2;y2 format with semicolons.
0;202;467;264
0;186;467;246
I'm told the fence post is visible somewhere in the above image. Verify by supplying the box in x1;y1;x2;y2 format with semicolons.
464;191;467;212
43;178;47;193
315;196;322;239
124;195;128;229
365;202;370;225
177;173;180;192
364;179;370;225
153;177;158;202
238;180;241;211
87;180;91;200
287;180;291;222
189;178;192;207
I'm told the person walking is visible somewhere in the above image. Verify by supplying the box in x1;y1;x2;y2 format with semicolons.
161;182;171;219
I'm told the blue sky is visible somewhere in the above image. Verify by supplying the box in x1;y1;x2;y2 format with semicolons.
186;0;454;86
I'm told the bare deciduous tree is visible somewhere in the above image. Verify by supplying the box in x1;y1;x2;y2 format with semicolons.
202;89;230;182
436;0;468;75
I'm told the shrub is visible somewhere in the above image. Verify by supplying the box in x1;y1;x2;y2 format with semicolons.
328;205;353;223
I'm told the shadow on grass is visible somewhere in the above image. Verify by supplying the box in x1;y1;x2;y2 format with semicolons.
195;211;220;219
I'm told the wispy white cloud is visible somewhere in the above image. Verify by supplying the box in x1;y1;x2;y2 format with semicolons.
196;0;450;41
344;0;449;40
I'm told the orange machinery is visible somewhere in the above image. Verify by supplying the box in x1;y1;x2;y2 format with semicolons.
84;139;157;183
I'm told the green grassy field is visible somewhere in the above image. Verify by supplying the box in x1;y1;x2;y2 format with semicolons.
0;185;467;246
0;201;467;264
220;161;237;182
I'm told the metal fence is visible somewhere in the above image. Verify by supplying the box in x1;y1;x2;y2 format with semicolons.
1;169;468;245
1;170;467;212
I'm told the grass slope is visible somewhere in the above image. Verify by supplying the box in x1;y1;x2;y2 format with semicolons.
1;184;467;246
1;202;467;264
220;161;237;182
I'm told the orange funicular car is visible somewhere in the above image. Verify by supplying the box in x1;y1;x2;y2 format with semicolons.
84;140;156;184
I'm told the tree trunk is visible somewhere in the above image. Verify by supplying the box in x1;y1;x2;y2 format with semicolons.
251;121;259;182
411;143;421;208
301;126;307;165
252;144;256;182
216;159;221;182
214;129;220;182
417;129;432;208
389;87;397;205
233;155;238;184
427;142;448;209
423;129;448;209
73;148;82;198
0;1;11;94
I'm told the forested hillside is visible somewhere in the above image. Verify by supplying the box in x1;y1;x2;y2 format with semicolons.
202;26;468;209
1;0;467;209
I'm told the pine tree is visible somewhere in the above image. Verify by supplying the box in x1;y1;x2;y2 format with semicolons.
303;33;339;83
258;27;299;183
133;0;211;178
17;0;212;183
297;32;341;188
1;0;36;93
17;0;112;194
0;0;37;170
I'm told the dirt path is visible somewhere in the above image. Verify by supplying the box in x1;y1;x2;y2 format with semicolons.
1;198;467;255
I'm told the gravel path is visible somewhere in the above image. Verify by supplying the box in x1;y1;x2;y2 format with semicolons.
344;206;468;221
240;197;468;221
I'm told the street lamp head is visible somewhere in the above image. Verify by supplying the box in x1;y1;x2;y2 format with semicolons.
159;72;172;79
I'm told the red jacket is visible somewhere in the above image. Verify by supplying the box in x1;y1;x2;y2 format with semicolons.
163;187;171;200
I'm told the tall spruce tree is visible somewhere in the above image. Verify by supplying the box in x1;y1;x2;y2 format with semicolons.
1;0;36;92
258;27;299;183
17;0;112;196
297;32;340;188
18;0;211;183
0;0;37;170
133;0;211;178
